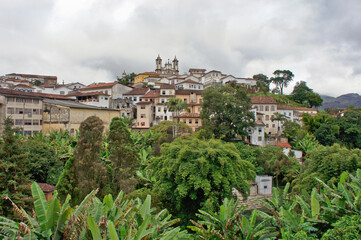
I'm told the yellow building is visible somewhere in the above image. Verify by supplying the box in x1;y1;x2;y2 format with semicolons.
175;89;203;131
134;72;159;84
42;99;120;134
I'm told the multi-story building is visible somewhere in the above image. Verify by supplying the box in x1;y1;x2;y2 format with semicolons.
251;96;278;135
189;68;206;78
134;72;160;84
175;79;204;90
135;90;159;129
175;89;203;131
248;108;266;146
67;91;110;108
77;81;132;109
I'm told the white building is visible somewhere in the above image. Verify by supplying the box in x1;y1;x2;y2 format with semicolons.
175;79;204;90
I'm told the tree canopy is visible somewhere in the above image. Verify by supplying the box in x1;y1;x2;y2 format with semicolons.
151;137;256;222
291;81;323;108
201;83;254;141
270;70;294;94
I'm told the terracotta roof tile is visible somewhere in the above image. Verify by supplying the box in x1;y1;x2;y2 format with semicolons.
37;183;57;193
80;82;119;90
124;88;149;95
142;90;160;98
175;89;203;95
277;104;294;110
255;120;265;126
251;96;277;104
67;91;109;96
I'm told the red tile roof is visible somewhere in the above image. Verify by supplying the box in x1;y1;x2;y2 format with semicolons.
142;90;160;98
80;82;118;91
6;73;57;80
177;79;202;84
37;183;57;193
159;84;175;89
175;89;203;95
255;120;265;126
0;88;73;100
251;96;277;104
67;91;109;96
124;88;149;95
277;104;294;110
271;142;292;148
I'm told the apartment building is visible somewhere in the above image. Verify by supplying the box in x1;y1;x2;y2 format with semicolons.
175;89;203;131
250;96;278;135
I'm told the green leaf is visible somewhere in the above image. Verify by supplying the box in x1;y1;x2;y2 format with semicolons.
87;215;101;240
107;220;119;240
31;182;48;232
311;190;320;219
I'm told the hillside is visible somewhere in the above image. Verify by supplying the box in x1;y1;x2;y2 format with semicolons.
321;93;361;109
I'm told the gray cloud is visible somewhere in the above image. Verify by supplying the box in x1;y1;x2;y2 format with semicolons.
0;0;360;96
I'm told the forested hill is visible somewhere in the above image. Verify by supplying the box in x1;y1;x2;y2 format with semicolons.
320;93;361;109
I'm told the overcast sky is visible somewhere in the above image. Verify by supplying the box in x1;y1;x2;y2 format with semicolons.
1;0;360;96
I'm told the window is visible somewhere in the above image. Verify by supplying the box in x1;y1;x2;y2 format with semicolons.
141;106;146;109
183;119;186;123
129;97;133;101
271;106;275;111
256;106;259;111
272;124;275;128
33;99;39;104
184;98;187;103
199;98;203;103
7;97;14;102
32;120;40;126
189;119;192;124
134;97;137;101
24;131;31;136
60;91;65;95
141;122;145;126
33;109;41;115
198;107;201;112
162;90;166;95
164;116;167;120
24;109;32;117
7;108;14;114
266;124;269;128
24;120;32;125
258;136;262;141
24;99;32;103
260;106;264;111
265;115;269;121
16;98;23;103
15;119;23;125
265;106;269;111
158;107;161;112
289;112;292;116
16;108;23;114
161;99;165;103
105;97;108;100
140;114;146;118
195;119;199;125
105;90;108;94
258;128;262;133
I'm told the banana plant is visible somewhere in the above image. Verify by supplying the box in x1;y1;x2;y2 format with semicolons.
0;182;97;240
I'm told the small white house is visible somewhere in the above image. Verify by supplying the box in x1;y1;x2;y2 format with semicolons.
255;175;273;195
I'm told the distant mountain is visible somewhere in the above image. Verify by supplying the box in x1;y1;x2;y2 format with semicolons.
320;93;361;109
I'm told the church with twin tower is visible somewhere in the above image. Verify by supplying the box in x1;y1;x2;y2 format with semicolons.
155;55;179;75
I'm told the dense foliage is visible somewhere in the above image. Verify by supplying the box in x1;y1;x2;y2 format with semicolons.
151;137;256;222
201;83;254;140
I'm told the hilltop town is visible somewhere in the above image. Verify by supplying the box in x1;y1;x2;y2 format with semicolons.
0;55;317;148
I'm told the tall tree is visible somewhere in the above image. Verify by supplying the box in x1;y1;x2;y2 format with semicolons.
270;70;294;94
117;72;136;85
57;116;108;204
151;137;256;223
108;117;138;194
0;118;32;217
201;83;254;141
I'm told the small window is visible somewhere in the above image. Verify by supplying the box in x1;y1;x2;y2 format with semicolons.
272;124;275;128
24;99;32;103
7;108;14;114
158;107;161;112
189;119;192;124
266;124;269;128
24;120;32;125
265;115;269;121
15;119;23;125
16;98;23;103
265;106;269;111
258;136;262;141
260;106;264;111
7;97;14;102
164;116;168;120
33;120;40;125
16;108;24;114
140;114;146;118
258;128;262;133
184;98;187;103
195;119;199;125
162;90;166;95
134;97;137;101
33;99;39;104
105;97;108;100
60;91;65;95
271;106;275;111
141;106;146;109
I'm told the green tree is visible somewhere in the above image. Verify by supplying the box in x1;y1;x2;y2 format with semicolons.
201;83;254;141
322;215;361;240
293;144;361;192
23;139;63;185
0;117;32;217
270;70;294;95
291;81;323;108
117;72;136;85
57;116;108;204
151;137;256;223
335;111;361;148
253;73;271;95
108;117;138;194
